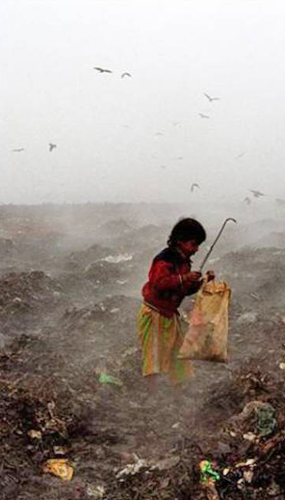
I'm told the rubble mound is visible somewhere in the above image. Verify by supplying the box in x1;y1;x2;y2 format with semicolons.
64;244;112;271
0;271;62;337
98;218;133;237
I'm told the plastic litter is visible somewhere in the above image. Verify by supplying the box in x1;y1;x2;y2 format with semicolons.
199;460;221;483
257;403;277;437
27;430;42;440
98;372;123;387
243;432;258;442
42;458;74;481
116;454;148;479
200;461;220;500
86;484;105;499
235;458;256;468
116;453;180;481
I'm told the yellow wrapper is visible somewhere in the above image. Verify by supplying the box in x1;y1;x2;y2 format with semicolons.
42;458;74;481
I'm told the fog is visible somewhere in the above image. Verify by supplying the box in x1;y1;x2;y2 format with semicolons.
1;0;285;204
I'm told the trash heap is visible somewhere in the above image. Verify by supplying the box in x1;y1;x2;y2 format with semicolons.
1;328;285;499
105;368;285;500
0;270;62;337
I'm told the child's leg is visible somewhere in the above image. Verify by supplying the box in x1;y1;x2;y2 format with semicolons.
146;374;160;394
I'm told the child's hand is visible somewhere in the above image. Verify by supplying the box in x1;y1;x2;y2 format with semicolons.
205;270;215;282
182;271;202;284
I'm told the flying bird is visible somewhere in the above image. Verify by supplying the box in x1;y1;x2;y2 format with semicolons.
244;197;251;205
49;143;57;152
155;132;164;136
250;189;265;198
191;183;200;192
160;165;167;170
121;72;131;78
177;156;183;160
12;148;25;152
275;198;285;207
93;67;112;73
198;113;210;119
204;93;220;102
235;151;246;160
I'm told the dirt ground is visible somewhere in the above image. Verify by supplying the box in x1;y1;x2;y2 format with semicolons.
0;203;284;500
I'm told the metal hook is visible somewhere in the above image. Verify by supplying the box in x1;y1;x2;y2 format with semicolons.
199;218;237;272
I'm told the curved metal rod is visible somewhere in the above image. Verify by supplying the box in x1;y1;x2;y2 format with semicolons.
199;217;237;272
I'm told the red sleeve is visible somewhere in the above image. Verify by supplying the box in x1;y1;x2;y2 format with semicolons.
148;261;182;292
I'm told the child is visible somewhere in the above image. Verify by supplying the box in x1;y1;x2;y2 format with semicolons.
138;218;214;396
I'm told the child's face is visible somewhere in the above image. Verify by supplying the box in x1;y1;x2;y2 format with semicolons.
178;239;200;257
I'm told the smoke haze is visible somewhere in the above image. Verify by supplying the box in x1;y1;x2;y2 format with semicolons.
1;0;285;204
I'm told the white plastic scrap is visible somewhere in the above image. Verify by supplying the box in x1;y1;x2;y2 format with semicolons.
243;432;258;442
103;254;133;264
116;454;180;481
235;458;256;468
116;280;128;285
116;454;148;480
87;485;105;499
243;470;254;483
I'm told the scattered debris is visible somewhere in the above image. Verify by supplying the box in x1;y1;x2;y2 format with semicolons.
98;372;123;387
42;458;74;481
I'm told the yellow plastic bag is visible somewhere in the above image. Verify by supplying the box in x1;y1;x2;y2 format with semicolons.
42;458;74;481
178;280;231;362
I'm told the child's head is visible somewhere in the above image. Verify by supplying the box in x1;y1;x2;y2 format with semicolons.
167;218;206;255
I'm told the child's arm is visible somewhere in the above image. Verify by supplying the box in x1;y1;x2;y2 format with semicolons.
150;262;202;294
181;272;203;295
150;261;183;291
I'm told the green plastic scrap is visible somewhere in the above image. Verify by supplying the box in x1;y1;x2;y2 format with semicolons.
200;460;220;483
257;403;277;437
98;372;123;387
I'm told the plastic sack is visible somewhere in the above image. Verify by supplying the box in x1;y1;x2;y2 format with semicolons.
178;280;231;362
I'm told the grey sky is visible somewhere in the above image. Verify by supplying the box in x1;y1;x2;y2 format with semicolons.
1;0;285;204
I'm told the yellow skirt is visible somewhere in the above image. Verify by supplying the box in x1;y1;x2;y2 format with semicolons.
137;303;194;386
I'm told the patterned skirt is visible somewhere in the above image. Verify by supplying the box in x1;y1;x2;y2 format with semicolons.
137;303;194;386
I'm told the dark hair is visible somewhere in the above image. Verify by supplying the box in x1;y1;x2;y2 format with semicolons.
167;218;206;247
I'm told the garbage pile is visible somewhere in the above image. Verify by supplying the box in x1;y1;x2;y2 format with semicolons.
60;295;140;359
64;244;112;272
0;314;285;499
104;368;285;500
0;237;14;259
60;243;135;298
217;247;285;309
0;270;62;337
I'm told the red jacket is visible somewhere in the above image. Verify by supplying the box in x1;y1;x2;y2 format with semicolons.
142;247;197;317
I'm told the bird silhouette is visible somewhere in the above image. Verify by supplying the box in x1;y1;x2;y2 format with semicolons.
49;143;57;152
93;67;112;73
160;165;167;170
191;183;200;192
250;189;265;198
177;156;183;160
155;132;164;136
244;197;251;205
12;148;25;152
235;151;246;160
198;113;210;119
204;93;220;102
275;198;285;207
121;72;131;78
